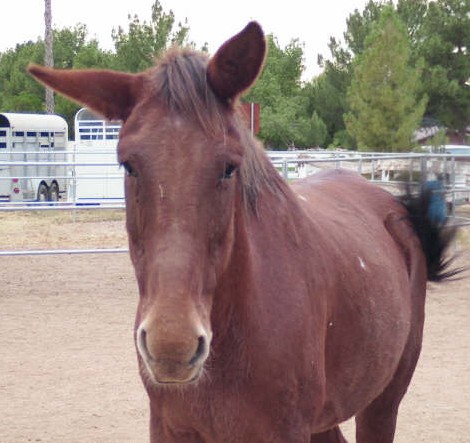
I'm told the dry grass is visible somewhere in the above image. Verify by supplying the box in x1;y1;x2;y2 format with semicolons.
1;204;469;253
452;204;470;248
0;209;127;251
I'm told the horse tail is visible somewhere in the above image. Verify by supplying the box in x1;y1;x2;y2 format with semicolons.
401;186;462;282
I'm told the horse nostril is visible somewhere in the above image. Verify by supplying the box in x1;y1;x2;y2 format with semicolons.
137;327;154;361
189;335;207;366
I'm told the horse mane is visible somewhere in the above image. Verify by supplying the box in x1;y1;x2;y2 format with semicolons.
151;47;289;213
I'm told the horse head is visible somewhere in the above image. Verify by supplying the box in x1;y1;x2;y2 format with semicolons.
29;22;266;385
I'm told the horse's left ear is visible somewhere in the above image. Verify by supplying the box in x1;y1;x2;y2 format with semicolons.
207;21;266;104
28;64;145;121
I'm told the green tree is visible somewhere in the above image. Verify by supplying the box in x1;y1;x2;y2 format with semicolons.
245;36;304;105
308;111;328;147
312;1;388;147
343;0;387;55
304;66;351;148
427;128;450;152
320;0;469;146
245;35;321;148
0;41;45;112
51;25;115;124
345;7;427;151
0;24;113;129
111;0;190;72
417;0;470;141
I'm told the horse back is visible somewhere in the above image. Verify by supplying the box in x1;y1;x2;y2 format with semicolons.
292;169;424;278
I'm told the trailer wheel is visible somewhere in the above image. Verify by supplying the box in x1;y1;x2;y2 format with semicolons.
48;182;59;202
37;183;49;202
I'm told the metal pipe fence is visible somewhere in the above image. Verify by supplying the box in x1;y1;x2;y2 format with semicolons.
1;150;469;256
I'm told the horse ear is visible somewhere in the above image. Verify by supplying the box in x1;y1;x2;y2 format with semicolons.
207;21;266;103
28;64;145;121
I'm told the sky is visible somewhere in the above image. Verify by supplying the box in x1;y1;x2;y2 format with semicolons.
0;0;370;79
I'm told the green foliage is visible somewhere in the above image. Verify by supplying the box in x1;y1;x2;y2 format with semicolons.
0;1;185;131
51;25;116;124
330;129;357;150
427;128;450;151
111;0;190;72
0;41;45;112
311;1;389;147
344;0;386;55
245;36;324;148
245;36;303;105
0;25;115;130
345;7;427;151
52;25;114;70
309;112;328;147
304;67;351;147
319;0;469;147
1;0;467;152
417;0;470;140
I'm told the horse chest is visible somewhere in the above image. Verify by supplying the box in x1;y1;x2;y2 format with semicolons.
150;375;319;443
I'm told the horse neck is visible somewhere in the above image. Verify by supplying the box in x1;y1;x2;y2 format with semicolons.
211;161;309;344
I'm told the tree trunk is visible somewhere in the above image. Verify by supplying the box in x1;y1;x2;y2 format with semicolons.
44;0;54;114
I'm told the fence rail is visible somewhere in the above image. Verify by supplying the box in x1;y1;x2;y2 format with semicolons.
1;150;469;256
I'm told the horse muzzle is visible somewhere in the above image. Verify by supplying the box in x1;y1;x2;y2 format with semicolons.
136;323;210;385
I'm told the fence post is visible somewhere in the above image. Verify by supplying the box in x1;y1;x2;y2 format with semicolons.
71;144;77;223
282;158;288;180
420;156;428;185
450;156;456;222
408;158;414;184
335;152;341;170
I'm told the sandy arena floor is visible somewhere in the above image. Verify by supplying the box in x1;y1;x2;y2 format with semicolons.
0;214;469;442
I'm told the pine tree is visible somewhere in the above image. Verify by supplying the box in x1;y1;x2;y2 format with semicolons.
345;6;427;151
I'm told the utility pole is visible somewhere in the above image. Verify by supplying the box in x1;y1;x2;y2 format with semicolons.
44;0;54;114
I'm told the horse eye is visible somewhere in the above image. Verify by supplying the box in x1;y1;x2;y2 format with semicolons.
223;163;237;180
121;161;138;178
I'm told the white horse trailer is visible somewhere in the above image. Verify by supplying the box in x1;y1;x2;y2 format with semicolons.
0;113;68;201
69;108;123;203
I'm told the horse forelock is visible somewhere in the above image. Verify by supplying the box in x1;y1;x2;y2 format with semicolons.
152;48;224;135
150;47;289;214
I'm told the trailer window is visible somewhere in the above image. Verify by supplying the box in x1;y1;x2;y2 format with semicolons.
27;131;37;137
0;115;9;127
0;142;6;148
0;130;6;137
81;121;102;126
13;131;24;137
40;132;50;137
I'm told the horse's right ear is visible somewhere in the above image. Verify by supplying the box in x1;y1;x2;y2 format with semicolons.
28;64;145;121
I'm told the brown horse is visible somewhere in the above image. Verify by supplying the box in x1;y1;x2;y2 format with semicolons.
29;22;457;443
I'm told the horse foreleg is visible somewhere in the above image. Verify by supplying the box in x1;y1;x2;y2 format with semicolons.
310;426;348;443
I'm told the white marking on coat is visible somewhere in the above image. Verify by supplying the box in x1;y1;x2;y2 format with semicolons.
358;256;367;270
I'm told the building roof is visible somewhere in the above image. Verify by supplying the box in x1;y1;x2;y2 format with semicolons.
0;112;67;132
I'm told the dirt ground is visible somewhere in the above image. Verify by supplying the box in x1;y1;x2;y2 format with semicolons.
0;212;469;442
